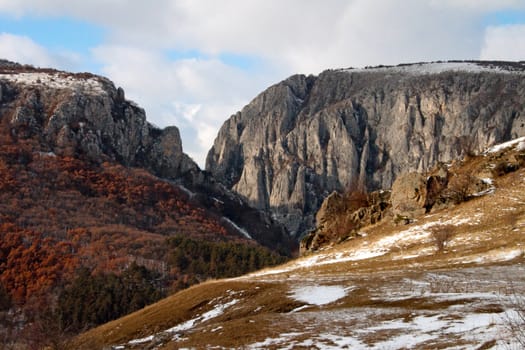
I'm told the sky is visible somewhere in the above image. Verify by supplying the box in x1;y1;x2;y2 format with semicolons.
0;1;524;167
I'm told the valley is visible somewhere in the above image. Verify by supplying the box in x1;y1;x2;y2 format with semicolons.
1;59;525;349
74;140;525;349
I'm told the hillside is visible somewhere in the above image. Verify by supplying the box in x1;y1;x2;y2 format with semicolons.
74;138;525;349
206;60;525;238
0;61;292;348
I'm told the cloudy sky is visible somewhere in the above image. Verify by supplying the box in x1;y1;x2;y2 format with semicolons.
0;0;524;167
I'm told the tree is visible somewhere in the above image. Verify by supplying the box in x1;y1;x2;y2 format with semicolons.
0;283;11;311
57;265;164;333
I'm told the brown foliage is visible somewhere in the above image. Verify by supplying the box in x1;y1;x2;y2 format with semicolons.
0;133;263;339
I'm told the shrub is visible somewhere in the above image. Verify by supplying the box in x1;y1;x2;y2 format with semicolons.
445;172;476;204
493;161;519;177
502;287;525;348
0;283;11;311
431;225;454;252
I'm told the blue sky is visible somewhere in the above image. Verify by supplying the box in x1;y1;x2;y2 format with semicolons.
0;15;103;55
0;1;524;167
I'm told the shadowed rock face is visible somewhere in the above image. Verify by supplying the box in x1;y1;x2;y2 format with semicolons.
206;61;525;237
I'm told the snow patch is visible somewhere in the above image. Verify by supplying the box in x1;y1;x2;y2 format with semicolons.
121;298;239;348
469;248;523;264
290;285;348;306
127;335;154;345
481;178;494;185
177;185;195;198
486;136;525;154
167;298;239;334
247;332;303;349
0;72;106;95
221;217;253;239
345;62;525;76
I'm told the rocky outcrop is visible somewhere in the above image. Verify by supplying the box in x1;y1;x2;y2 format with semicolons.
207;61;525;238
302;134;525;253
0;61;294;253
390;172;428;220
0;61;198;178
300;189;390;253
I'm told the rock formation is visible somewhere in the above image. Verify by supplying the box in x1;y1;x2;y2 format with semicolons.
390;172;428;220
300;189;390;253
0;61;293;253
207;61;525;237
0;61;198;178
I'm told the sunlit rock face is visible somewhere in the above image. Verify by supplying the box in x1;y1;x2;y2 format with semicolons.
207;61;525;237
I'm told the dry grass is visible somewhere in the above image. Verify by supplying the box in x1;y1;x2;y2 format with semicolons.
71;155;525;349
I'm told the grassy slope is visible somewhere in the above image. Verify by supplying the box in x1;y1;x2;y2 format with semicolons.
73;147;525;350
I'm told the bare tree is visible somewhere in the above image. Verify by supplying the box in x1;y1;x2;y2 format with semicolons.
503;288;525;348
431;225;454;253
445;172;476;204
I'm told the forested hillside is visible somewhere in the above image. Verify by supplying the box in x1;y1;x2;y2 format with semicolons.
0;62;289;348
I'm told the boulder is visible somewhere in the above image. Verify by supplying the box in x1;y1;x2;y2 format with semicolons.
391;172;427;220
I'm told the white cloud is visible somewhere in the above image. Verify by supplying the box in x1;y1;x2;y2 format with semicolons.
0;1;524;166
91;45;273;166
431;0;525;11
480;25;525;61
0;33;85;71
0;33;53;66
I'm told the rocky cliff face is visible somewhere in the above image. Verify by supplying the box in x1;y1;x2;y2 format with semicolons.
206;61;525;237
0;60;198;178
0;60;293;253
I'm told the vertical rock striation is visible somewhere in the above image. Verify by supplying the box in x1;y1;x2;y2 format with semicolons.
206;61;525;237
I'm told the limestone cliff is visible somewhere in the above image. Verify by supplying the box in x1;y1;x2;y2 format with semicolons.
206;61;525;237
0;60;293;253
0;60;198;178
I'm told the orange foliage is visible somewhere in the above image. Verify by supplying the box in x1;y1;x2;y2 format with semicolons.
0;224;79;304
0;134;236;306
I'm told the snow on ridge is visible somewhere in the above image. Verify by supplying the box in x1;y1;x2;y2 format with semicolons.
166;298;239;334
122;298;239;348
0;72;106;95
345;62;525;76
247;215;476;278
221;217;253;239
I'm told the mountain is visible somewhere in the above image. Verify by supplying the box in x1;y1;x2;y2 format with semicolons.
0;59;197;175
0;59;293;251
72;137;525;349
0;60;293;347
206;61;525;238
